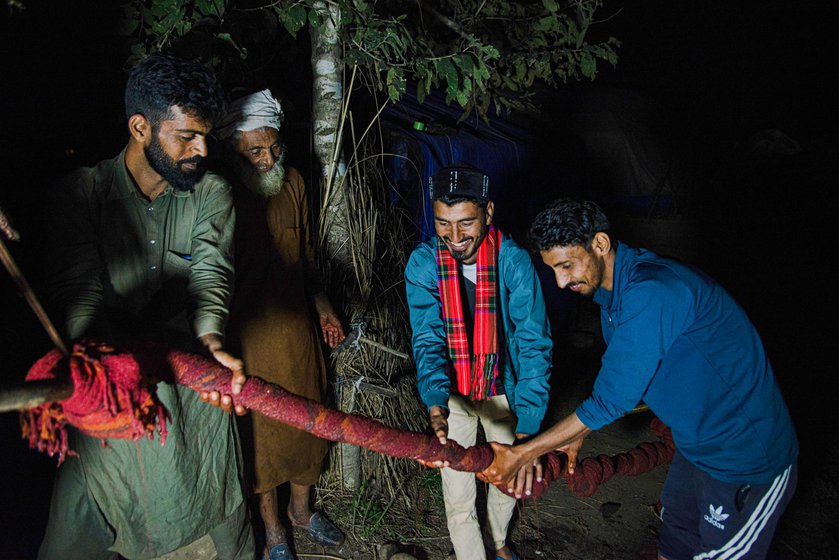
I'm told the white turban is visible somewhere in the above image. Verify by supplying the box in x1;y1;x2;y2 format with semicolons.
215;89;284;139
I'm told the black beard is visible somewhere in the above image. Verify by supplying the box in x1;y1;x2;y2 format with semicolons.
448;229;487;262
144;134;204;192
449;245;472;261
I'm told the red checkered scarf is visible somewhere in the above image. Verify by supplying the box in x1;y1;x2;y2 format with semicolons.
436;226;501;400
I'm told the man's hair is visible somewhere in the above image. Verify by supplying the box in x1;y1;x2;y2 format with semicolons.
124;53;226;128
529;198;611;251
435;193;489;211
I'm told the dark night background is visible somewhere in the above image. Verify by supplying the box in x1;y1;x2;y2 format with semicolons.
1;1;837;558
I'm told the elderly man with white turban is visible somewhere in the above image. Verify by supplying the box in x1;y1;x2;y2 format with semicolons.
216;89;345;560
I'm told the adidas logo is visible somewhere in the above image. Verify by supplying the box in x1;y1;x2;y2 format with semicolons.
703;504;730;530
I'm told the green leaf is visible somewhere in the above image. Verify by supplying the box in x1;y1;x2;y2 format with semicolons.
149;1;169;18
280;4;307;36
308;8;322;28
580;51;596;79
416;77;427;104
523;68;535;87
514;58;526;81
534;15;556;33
386;67;405;102
454;53;473;74
195;0;212;16
454;87;468;107
435;58;458;96
542;0;559;12
501;74;518;92
483;45;500;59
477;57;490;81
567;19;580;44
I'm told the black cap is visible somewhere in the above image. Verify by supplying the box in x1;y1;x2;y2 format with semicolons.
429;162;490;203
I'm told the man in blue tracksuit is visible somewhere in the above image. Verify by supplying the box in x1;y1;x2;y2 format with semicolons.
405;162;552;560
482;199;798;560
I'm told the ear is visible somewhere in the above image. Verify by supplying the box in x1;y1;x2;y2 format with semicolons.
484;201;495;225
591;231;612;256
127;114;151;143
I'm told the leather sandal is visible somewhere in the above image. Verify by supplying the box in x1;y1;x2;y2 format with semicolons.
266;542;294;560
289;511;345;547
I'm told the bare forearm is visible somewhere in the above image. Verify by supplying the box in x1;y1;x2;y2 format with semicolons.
518;412;591;461
198;332;224;353
312;291;332;315
482;412;593;487
197;333;247;415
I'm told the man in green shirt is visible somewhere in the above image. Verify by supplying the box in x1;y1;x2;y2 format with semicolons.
39;54;253;559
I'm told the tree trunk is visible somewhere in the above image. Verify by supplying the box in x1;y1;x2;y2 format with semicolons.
309;0;360;490
310;0;350;268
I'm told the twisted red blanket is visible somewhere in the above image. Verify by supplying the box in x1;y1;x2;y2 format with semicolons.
21;341;673;499
21;342;167;461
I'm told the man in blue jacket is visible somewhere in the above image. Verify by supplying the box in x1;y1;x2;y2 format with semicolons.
482;199;798;560
405;162;552;560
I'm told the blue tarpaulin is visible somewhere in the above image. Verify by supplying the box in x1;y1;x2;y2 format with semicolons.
380;89;539;240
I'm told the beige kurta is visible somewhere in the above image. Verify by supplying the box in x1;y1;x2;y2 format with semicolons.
229;166;329;494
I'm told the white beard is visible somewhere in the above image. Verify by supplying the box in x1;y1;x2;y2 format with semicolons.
229;153;287;198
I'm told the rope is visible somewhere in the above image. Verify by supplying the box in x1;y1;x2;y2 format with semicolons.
565;417;675;497
21;341;674;499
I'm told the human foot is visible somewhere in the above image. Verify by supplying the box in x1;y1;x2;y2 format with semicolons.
287;510;345;547
265;541;295;560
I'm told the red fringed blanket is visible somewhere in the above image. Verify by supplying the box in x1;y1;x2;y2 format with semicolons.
21;341;674;500
21;342;168;461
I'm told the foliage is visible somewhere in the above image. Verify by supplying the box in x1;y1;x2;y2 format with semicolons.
118;0;619;118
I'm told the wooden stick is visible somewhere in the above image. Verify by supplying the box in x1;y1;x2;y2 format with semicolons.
0;207;68;356
0;378;73;413
0;205;20;241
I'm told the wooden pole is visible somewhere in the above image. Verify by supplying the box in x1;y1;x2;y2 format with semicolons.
0;207;68;356
0;378;73;413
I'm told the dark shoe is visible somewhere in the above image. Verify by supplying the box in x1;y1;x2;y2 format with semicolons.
267;542;295;560
290;511;345;547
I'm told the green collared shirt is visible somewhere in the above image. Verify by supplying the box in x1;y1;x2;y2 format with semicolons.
46;148;235;344
41;150;246;556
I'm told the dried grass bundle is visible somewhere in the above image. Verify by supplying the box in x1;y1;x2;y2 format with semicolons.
313;107;446;547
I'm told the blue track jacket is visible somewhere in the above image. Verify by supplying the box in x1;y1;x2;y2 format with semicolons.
405;233;552;435
576;243;798;484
